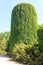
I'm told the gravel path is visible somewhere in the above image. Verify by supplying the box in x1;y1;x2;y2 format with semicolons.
0;54;24;65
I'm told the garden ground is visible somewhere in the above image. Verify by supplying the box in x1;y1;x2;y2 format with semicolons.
0;54;24;65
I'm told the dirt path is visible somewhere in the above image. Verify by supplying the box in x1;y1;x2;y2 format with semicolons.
0;54;24;65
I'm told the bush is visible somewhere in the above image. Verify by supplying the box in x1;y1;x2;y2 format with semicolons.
37;24;43;51
9;3;38;54
12;43;26;62
0;50;7;54
12;43;43;65
0;32;10;54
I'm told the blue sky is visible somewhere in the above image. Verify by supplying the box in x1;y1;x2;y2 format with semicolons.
0;0;43;32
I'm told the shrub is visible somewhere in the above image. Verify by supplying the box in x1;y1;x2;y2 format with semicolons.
9;3;38;54
0;50;7;54
37;24;43;51
12;43;26;62
12;43;43;65
0;35;7;54
0;32;10;54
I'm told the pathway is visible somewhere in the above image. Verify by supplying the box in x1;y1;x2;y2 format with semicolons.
0;54;24;65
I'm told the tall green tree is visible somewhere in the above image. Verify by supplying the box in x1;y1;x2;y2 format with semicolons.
9;3;38;54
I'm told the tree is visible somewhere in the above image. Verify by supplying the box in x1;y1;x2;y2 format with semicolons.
9;3;38;54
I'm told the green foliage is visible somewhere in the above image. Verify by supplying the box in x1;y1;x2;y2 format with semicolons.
37;24;43;51
0;32;10;54
12;43;43;65
8;3;43;65
0;50;7;54
12;43;26;62
9;3;38;54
